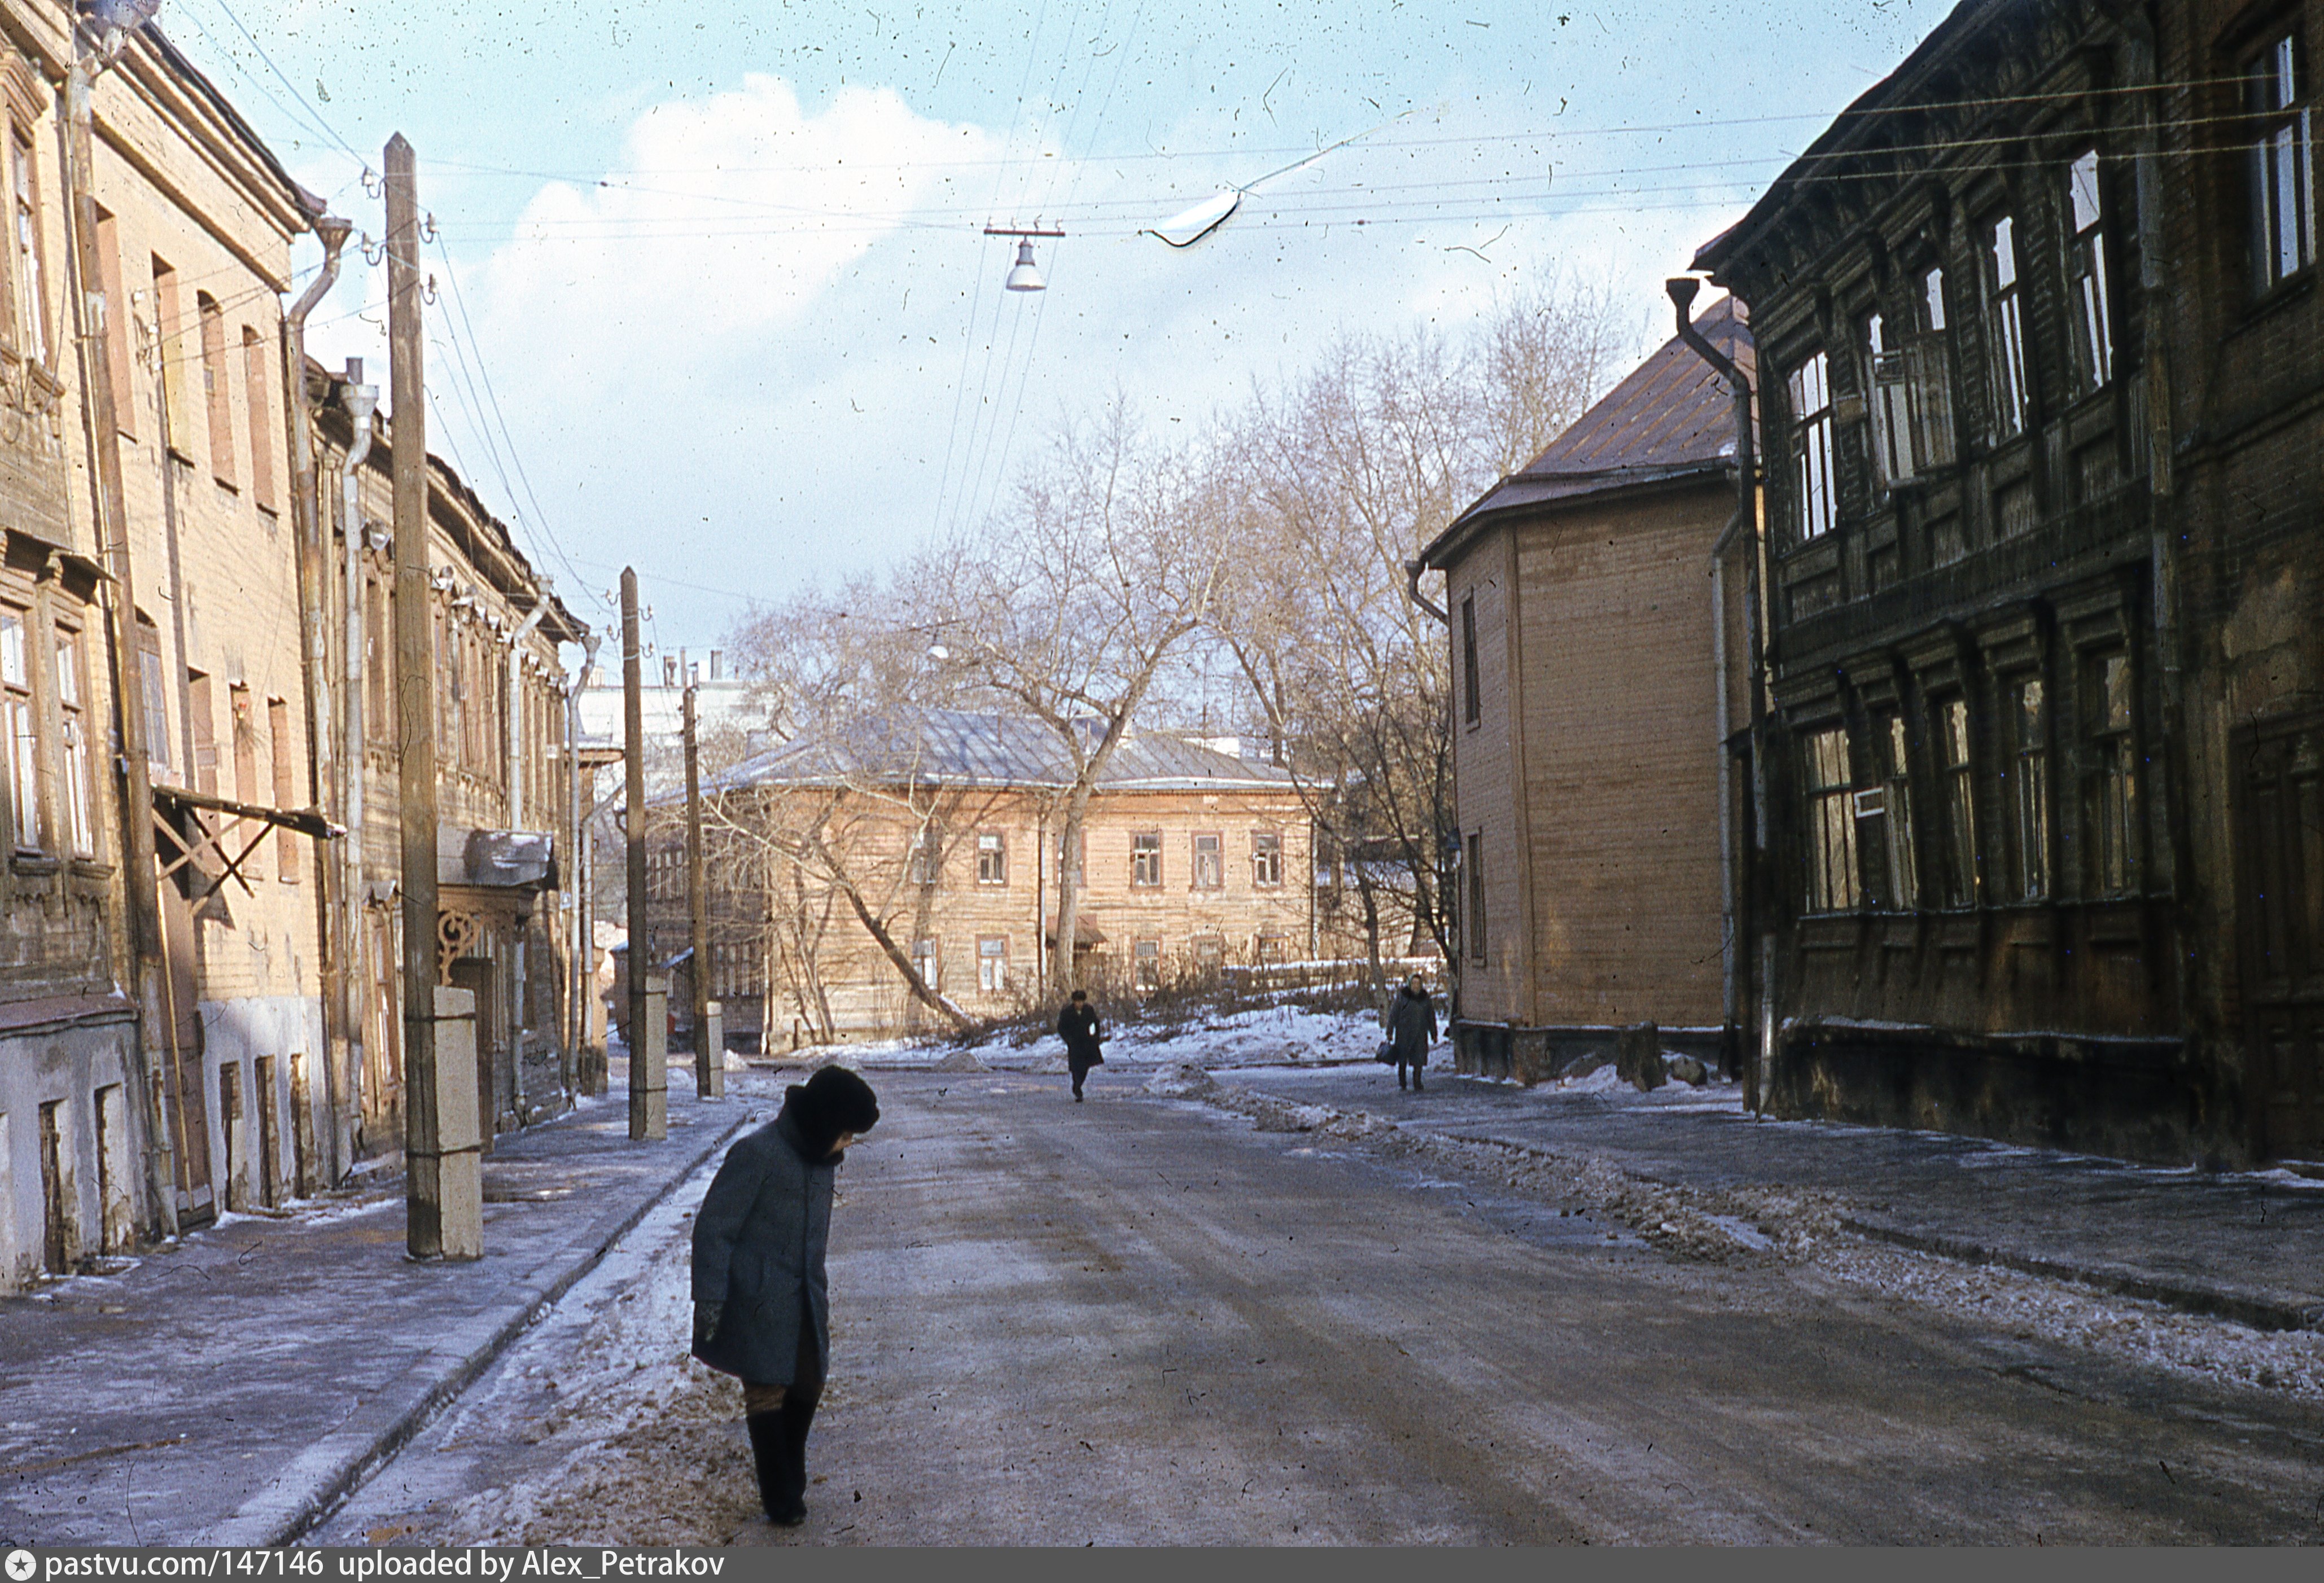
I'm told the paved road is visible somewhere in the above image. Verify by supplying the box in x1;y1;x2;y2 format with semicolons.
322;1071;2324;1545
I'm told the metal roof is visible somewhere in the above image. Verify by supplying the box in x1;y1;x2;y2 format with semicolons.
1421;295;1753;565
701;708;1296;797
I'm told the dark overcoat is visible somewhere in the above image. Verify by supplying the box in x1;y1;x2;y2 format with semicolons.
1057;1002;1105;1072
690;1111;837;1385
1386;988;1438;1064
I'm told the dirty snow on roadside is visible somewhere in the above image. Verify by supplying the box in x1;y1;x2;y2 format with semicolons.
1149;1063;2324;1406
325;1143;790;1547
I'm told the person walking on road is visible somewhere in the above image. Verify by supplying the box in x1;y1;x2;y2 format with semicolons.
1057;988;1105;1102
691;1064;881;1526
1386;976;1438;1091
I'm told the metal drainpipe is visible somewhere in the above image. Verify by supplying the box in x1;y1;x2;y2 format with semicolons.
1667;277;1767;1109
285;214;350;1181
568;633;600;1089
337;370;378;1142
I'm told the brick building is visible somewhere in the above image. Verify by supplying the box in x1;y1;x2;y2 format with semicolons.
1420;297;1755;1080
1695;0;2324;1166
645;709;1317;1046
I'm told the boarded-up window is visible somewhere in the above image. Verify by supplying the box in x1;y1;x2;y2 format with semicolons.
187;670;217;796
198;292;235;489
137;620;168;774
270;697;299;882
11;135;45;365
243;326;277;513
1465;831;1486;963
230;683;256;806
94;207;133;435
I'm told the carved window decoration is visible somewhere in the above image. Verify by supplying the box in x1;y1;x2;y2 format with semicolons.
436;908;482;984
1874;713;1918;909
11;133;44;367
2065;151;2113;391
1802;726;1861;913
2251;32;2316;293
1936;696;1980;907
2011;678;2051;900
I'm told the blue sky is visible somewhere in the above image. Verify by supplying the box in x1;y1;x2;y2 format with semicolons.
160;0;1957;661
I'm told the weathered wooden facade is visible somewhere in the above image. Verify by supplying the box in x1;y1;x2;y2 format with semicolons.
1696;0;2324;1166
1421;298;1755;1082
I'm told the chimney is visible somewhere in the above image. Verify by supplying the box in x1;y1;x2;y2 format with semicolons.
709;649;724;681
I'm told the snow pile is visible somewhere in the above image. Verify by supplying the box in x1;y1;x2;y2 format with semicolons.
1145;1063;1218;1099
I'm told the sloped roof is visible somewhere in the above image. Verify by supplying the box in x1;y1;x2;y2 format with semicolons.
1420;295;1753;566
701;708;1295;797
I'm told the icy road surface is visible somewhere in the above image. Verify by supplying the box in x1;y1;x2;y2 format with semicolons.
319;1071;2324;1545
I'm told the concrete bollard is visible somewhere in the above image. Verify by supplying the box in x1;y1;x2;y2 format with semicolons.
631;972;668;1141
422;986;485;1258
698;999;726;1100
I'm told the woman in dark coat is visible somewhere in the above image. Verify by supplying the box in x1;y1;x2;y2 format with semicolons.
1056;988;1104;1102
1386;976;1438;1091
691;1064;880;1525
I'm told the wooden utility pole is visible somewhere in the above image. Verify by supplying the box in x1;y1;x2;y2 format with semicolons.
685;681;714;1098
622;569;663;1139
60;40;171;1234
389;134;478;1258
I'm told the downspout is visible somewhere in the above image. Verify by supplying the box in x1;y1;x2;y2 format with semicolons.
1401;557;1451;1021
565;631;597;1097
337;367;379;1142
285;214;350;1182
1667;277;1767;1110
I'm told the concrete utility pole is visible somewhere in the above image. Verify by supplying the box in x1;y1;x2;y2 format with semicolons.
684;681;719;1099
389;134;480;1258
622;569;664;1140
59;25;171;1236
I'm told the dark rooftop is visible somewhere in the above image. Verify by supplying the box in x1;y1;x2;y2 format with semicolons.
1421;295;1753;565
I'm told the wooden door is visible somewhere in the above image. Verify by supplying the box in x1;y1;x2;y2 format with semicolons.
2236;714;2324;1162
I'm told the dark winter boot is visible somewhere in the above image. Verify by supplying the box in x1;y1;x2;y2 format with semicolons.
1398;1065;1408;1090
771;1396;817;1524
1412;1068;1424;1091
745;1412;791;1523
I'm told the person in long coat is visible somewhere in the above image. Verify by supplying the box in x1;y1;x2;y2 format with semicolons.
691;1064;881;1525
1386;976;1438;1091
1056;988;1104;1101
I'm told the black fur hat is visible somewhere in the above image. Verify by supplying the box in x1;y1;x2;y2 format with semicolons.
784;1064;881;1159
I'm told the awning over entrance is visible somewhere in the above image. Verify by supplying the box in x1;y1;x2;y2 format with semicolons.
438;826;557;891
1043;914;1108;949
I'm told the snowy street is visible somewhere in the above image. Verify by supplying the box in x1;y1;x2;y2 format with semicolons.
314;1063;2324;1546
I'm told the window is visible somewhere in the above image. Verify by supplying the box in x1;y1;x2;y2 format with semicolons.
1985;215;2030;439
1131;830;1162;887
1788;351;1836;540
1460;593;1480;725
1254;933;1284;965
11;135;44;365
187;670;217;796
93;207;132;435
2;611;34;850
1936;698;1979;907
269;698;299;882
1193;936;1225;976
1465;831;1486;963
152;256;191;455
1192;831;1223;889
243;327;277;513
2011;678;2050;901
364;575;389;741
2251;32;2316;292
1802;726;1860;913
1913;266;1959;467
198;292;235;489
1133;939;1161;990
1875;714;1918;909
911;937;939;992
907;825;940;885
977;936;1007;993
137;621;168;773
56;632;92;858
2065;152;2113;391
975;830;1006;885
2086;652;2138;895
1251;830;1283;887
1865;312;1915;488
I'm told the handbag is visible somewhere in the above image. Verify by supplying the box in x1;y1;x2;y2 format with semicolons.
1376;1038;1396;1065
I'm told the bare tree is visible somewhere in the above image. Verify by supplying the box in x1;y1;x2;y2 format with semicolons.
1205;279;1629;986
903;400;1230;993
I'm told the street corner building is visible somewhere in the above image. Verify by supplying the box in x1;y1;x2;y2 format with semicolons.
640;708;1322;1049
1420;293;1756;1085
1692;0;2324;1167
0;7;593;1292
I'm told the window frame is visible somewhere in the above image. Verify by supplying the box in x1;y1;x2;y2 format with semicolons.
54;625;93;860
1250;829;1283;887
1460;593;1481;726
2;606;38;853
1464;830;1486;964
2084;648;2141;897
1801;724;1862;914
2249;30;2318;295
1191;830;1224;890
1133;938;1161;990
974;828;1007;886
1983;213;2032;441
1786;349;1838;542
976;935;1008;994
1873;712;1919;910
1933;695;1981;909
2009;676;2051;901
2063;150;2115;393
10;130;45;368
1131;829;1162;888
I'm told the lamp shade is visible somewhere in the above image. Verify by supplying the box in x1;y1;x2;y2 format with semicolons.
1004;239;1045;292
